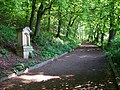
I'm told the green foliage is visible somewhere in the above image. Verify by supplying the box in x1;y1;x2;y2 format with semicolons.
40;37;78;60
105;37;120;65
11;63;25;73
25;60;39;67
29;52;35;58
34;35;49;46
0;0;119;63
34;30;54;46
11;60;39;73
0;0;119;46
33;30;79;60
1;48;9;59
0;25;16;44
0;72;7;77
29;50;40;58
0;0;120;78
0;0;32;27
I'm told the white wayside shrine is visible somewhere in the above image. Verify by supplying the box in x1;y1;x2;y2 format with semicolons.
16;27;33;59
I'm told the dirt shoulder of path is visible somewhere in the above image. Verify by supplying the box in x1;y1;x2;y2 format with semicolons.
0;44;41;79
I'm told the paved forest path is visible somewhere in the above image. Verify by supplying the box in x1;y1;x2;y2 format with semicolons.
0;42;118;90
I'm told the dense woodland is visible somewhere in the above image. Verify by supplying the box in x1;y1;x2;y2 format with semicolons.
0;0;120;75
0;0;120;44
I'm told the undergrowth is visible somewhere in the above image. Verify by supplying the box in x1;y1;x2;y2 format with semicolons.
0;25;80;74
11;60;39;73
0;25;80;61
105;37;120;65
34;31;79;60
1;48;9;59
105;37;120;78
0;25;16;44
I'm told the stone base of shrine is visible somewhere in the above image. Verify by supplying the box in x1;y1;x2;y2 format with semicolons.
16;46;33;59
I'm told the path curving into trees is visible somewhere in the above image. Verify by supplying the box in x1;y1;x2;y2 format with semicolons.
0;43;118;90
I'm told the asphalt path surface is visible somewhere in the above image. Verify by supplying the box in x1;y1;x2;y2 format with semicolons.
0;44;118;90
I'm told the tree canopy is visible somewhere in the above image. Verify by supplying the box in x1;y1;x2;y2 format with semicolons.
0;0;120;45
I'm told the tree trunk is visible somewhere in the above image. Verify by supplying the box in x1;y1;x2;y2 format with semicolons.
66;16;77;38
95;31;99;43
94;29;100;44
29;0;36;30
108;30;116;46
100;22;105;46
107;1;116;46
94;24;99;43
33;3;43;38
56;4;61;38
66;17;72;37
47;8;51;31
33;2;53;38
101;32;104;46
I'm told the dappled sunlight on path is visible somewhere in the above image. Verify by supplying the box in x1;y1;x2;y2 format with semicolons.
17;74;60;83
80;44;98;48
0;73;115;90
0;42;118;90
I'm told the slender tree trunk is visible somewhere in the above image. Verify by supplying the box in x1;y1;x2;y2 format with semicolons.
100;22;105;46
66;16;78;38
96;32;100;43
34;3;43;38
108;1;116;46
94;24;99;43
93;31;96;41
101;32;104;45
95;29;99;44
29;0;36;30
47;8;51;31
66;26;70;38
56;4;61;38
33;1;53;38
108;30;116;45
66;17;72;37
